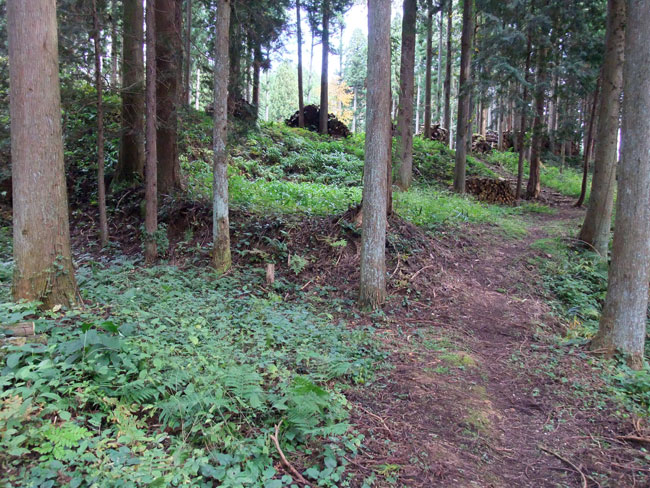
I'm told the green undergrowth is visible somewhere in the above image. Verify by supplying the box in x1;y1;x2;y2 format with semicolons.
487;150;588;199
412;137;497;185
181;122;535;235
0;245;383;486
531;235;650;415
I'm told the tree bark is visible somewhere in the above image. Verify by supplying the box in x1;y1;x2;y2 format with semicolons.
396;0;417;190
252;44;261;118
213;0;232;273
453;0;473;194
443;0;452;139
590;0;650;369
579;1;625;256
415;73;421;133
360;0;391;309
8;0;78;308
114;0;145;185
423;0;433;138
526;47;547;200
110;0;119;87
228;16;242;111
436;7;443;123
195;66;201;110
156;0;182;195
352;88;357;133
92;0;108;248
145;0;158;264
576;80;601;207
319;0;330;135
516;36;532;199
297;0;305;128
184;0;192;106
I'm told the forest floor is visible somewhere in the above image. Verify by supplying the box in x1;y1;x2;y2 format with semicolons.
345;190;650;487
3;118;649;486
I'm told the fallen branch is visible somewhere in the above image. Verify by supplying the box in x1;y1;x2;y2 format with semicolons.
538;445;587;488
270;422;313;487
616;435;650;445
355;403;392;435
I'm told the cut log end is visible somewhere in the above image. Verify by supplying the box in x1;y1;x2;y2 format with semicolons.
1;321;36;337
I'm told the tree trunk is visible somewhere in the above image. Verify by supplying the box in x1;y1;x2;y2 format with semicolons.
145;0;158;264
590;0;650;369
443;0;452;139
297;0;305;128
319;0;330;135
339;22;344;79
184;0;192;106
195;66;201;110
497;98;503;151
156;0;182;194
352;88;357;133
360;0;391;309
307;29;315;102
576;80;601;207
110;0;119;87
396;0;417;190
8;0;78;308
436;7;443;122
415;73;421;133
213;0;232;273
516;36;532;199
92;0;108;248
453;0;473;194
228;16;242;111
423;1;433;138
252;44;261;118
114;0;145;185
526;47;547;200
579;0;625;257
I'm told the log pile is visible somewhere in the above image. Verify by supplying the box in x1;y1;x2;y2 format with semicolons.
420;124;449;143
485;129;499;146
466;177;516;205
471;134;493;153
285;104;351;138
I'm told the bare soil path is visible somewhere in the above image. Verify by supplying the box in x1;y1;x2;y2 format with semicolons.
347;201;649;487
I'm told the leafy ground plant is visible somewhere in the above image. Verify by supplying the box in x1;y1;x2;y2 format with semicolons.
0;259;382;487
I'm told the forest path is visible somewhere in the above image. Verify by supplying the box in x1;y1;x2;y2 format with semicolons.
348;202;648;487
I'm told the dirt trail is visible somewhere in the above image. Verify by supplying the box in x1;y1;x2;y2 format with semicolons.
348;203;649;487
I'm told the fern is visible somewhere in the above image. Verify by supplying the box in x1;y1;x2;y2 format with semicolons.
33;422;90;460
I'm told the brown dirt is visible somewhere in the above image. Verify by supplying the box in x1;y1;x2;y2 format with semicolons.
344;205;650;487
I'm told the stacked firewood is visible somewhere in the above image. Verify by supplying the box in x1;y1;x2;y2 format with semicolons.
485;129;499;146
421;124;449;143
471;134;493;153
466;177;516;205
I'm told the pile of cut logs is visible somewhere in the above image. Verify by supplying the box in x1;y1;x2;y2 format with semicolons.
421;124;449;143
466;177;516;205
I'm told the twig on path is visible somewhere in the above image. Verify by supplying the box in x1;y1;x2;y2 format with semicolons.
270;422;313;487
538;445;588;488
355;403;392;435
616;435;650;445
410;265;436;281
